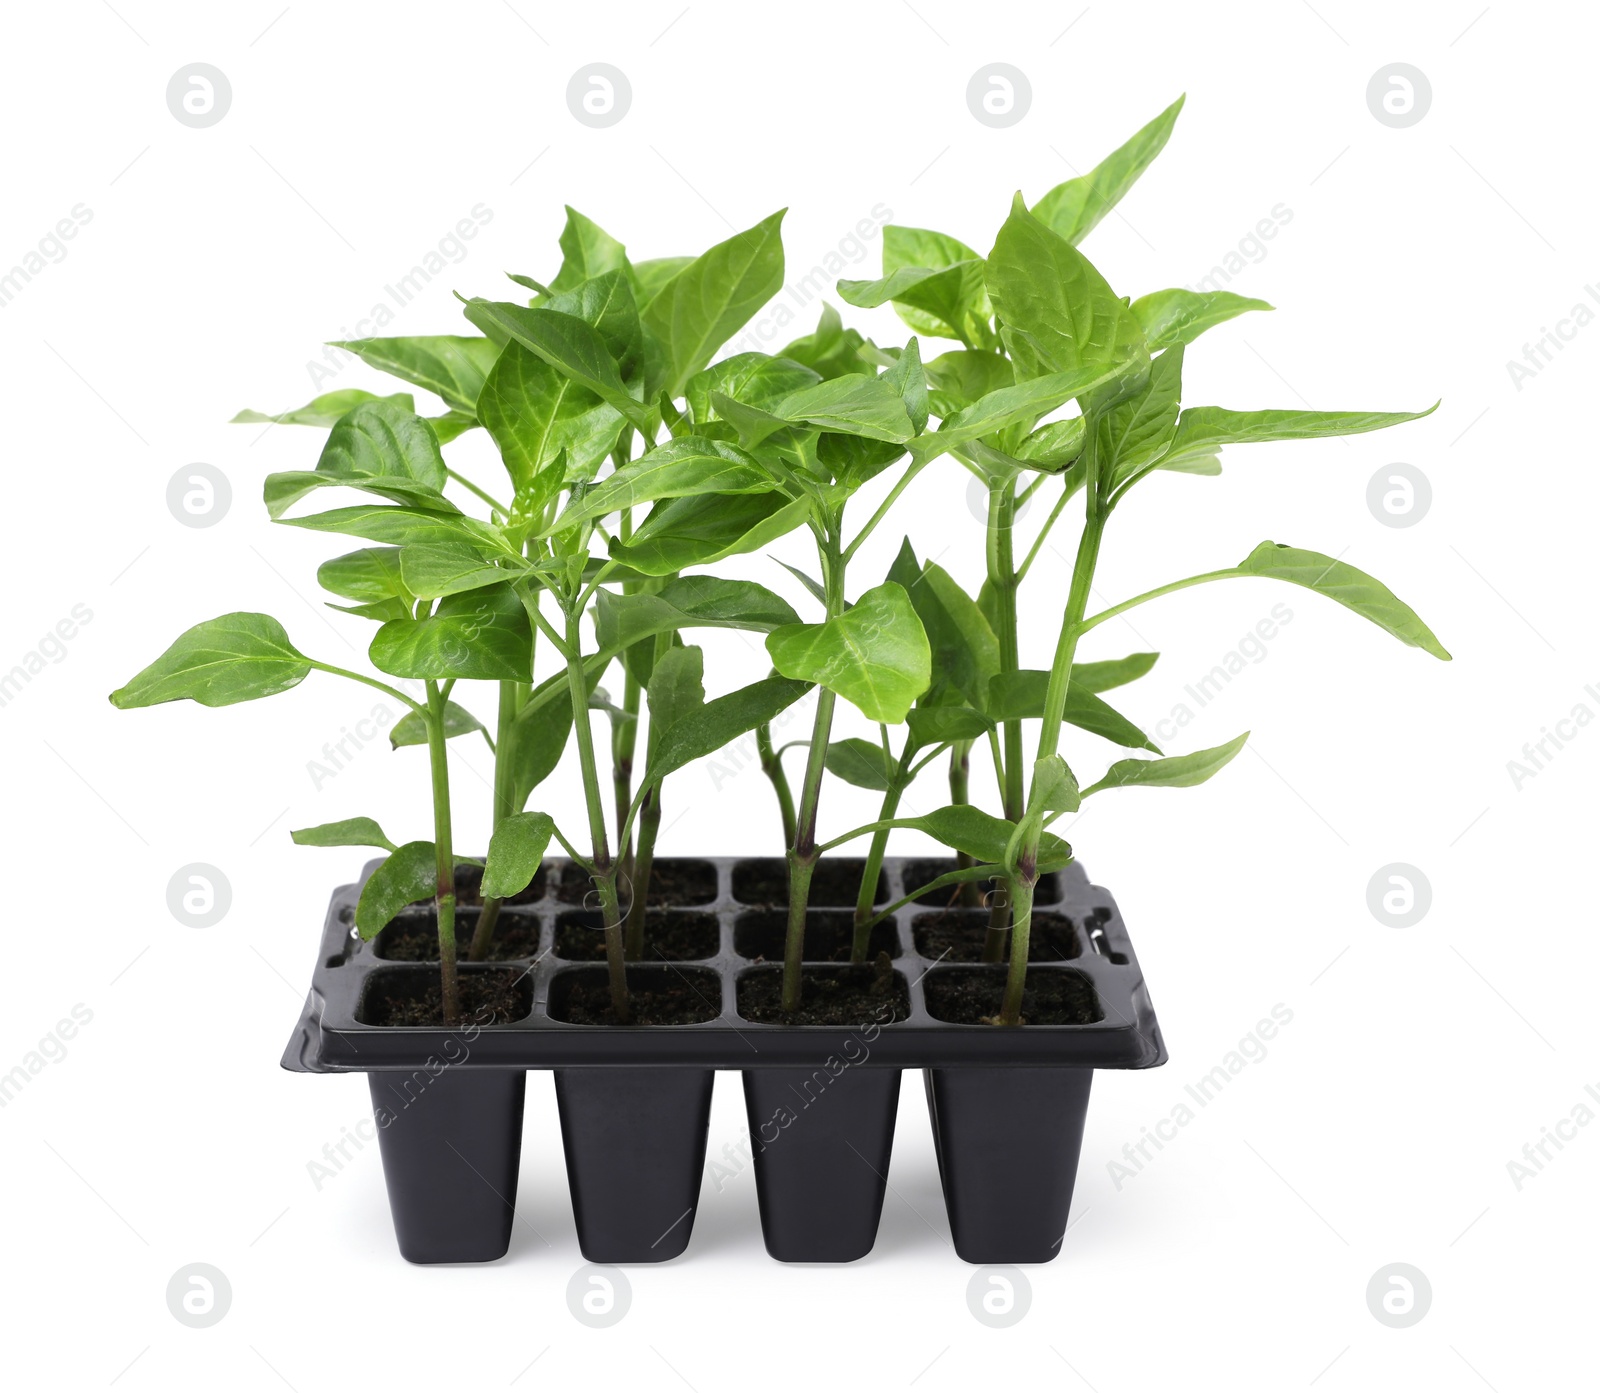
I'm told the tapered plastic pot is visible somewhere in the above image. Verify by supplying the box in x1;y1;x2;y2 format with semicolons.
367;1068;525;1263
743;1066;901;1261
555;1067;713;1262
925;1066;1092;1264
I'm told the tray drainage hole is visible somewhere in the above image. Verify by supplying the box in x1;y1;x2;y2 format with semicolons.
1084;908;1127;964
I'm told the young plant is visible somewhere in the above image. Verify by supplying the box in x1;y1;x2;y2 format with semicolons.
835;96;1448;1022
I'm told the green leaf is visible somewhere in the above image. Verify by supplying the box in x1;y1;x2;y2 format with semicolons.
1237;543;1451;659
633;255;694;304
481;812;556;898
550;436;773;532
643;210;787;396
281;505;511;551
109;614;311;710
1165;402;1439;465
550;206;630;293
882;336;929;434
773;558;827;607
837;262;990;349
388;700;486;749
825;737;896;791
906;704;993;745
232;389;415;427
509;692;579;810
609;491;812;576
461;298;651;432
355;842;438;938
646;645;705;759
912;363;1122;463
597;577;799;654
1016;417;1086;471
427;409;478;444
290;816;398;852
1102;344;1184;490
477;339;621;496
775;372;916;442
1029;755;1081;814
314;398;449;491
1131;288;1272;350
878;225;994;345
329;336;502;414
545;270;645;380
1073;652;1159;693
896;554;999;711
369;584;533;681
318;548;411;604
645;674;812;786
985;195;1148;383
766;581;931;724
1083;732;1248;797
329;597;412;624
986;670;1159;750
686;353;821;427
924;349;1015;417
887;804;1072;873
398;542;512;599
779;302;871;380
1033;95;1185;246
263;471;455;521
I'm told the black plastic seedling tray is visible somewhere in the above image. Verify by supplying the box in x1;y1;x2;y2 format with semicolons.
281;856;1166;1265
282;855;1165;1070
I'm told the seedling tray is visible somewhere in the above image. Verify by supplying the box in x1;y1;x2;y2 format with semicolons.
281;856;1166;1072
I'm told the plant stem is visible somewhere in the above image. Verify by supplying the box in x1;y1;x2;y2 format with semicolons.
783;533;845;1014
563;603;630;1023
469;679;525;962
948;741;983;908
851;754;910;963
757;722;797;846
624;782;660;959
1075;567;1241;635
613;666;641;885
424;681;461;1026
1002;483;1108;1024
985;478;1024;961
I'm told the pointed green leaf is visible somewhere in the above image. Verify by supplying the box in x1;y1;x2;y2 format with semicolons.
596;577;800;654
906;705;994;746
280;506;511;551
1034;95;1185;246
481;812;556;899
1130;288;1272;350
314;398;449;490
232;389;415;427
109;614;311;709
1102;344;1184;490
609;491;812;576
987;670;1159;750
291;817;399;852
779;302;871;380
686;352;821;426
646;645;705;760
886;804;1072;873
329;337;502;413
355;842;438;938
1082;732;1248;797
388;700;486;748
369;584;533;681
1238;543;1451;659
550;206;630;293
825;737;896;791
645;674;813;786
837;262;990;348
398;542;512;599
263;471;455;521
477;339;622;496
766;581;931;724
461;298;651;431
643;210;787;396
550;436;773;532
1030;755;1081;814
1073;652;1159;693
318;548;411;604
1166;402;1439;462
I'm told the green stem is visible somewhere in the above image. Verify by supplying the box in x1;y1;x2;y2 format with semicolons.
424;681;461;1025
624;784;660;959
757;723;797;847
949;741;983;909
445;467;508;516
851;756;910;963
1076;567;1241;635
308;662;425;716
986;479;1024;960
563;603;630;1023
469;679;525;962
1002;481;1108;1024
613;667;641;885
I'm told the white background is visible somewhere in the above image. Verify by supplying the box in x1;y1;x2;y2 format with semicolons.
2;1;1594;1388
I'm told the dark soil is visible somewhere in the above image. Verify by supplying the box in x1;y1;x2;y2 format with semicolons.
548;966;722;1025
359;968;533;1027
731;857;886;908
912;909;1079;964
922;967;1102;1025
635;858;718;906
375;909;541;962
903;858;1063;910
555;909;720;961
734;909;898;963
737;960;910;1025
